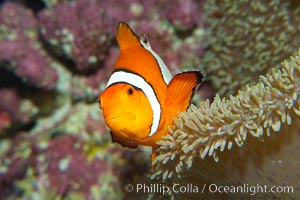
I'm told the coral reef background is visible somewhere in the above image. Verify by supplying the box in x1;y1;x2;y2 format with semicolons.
0;0;299;199
0;0;205;199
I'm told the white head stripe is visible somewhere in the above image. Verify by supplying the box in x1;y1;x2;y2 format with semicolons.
106;70;161;137
140;38;172;85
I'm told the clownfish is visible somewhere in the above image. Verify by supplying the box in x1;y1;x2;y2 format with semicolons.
98;22;204;160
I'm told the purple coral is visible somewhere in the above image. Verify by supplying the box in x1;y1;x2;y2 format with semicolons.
0;2;38;42
0;0;208;199
38;0;205;72
31;134;120;198
0;134;29;199
0;2;58;90
38;0;115;71
134;19;204;72
160;0;204;30
0;89;37;135
70;69;109;102
0;41;58;90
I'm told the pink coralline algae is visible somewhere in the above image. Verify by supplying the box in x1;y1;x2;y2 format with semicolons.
160;0;204;29
0;2;58;90
133;19;204;73
70;69;110;102
0;41;58;90
28;134;150;199
0;134;29;199
0;89;38;136
38;0;205;72
31;135;114;197
38;0;114;72
0;0;207;199
0;2;37;42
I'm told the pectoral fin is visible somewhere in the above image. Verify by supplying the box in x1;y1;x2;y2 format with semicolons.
110;131;138;148
166;71;204;110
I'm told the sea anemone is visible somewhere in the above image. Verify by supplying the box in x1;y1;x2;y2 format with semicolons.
202;0;300;96
151;50;300;199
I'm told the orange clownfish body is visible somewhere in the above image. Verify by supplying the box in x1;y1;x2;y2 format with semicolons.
99;22;203;160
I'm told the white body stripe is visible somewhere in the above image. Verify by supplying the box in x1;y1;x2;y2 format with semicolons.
140;38;172;84
106;70;161;137
147;48;172;84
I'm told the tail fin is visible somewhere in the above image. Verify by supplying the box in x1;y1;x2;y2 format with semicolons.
166;71;204;110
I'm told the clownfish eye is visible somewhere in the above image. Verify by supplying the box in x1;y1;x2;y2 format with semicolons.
140;35;148;45
97;98;101;108
128;88;133;95
142;37;147;44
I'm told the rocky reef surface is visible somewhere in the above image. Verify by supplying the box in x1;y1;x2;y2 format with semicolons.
0;0;205;199
2;0;299;199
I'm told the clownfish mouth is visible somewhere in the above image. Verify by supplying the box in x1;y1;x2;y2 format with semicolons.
105;112;136;123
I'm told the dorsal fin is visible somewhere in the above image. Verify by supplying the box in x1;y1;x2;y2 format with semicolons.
116;22;141;50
